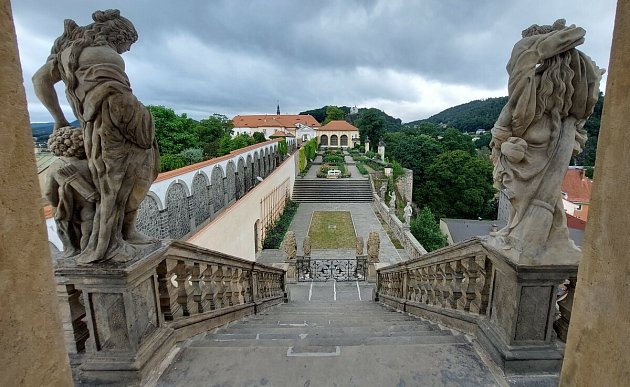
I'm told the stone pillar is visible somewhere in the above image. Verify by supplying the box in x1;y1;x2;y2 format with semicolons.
560;2;630;385
0;1;73;385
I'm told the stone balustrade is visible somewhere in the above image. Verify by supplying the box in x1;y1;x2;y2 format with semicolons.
55;240;285;385
377;237;578;374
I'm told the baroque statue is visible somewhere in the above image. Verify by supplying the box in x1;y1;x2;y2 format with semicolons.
380;182;387;200
403;202;413;226
486;19;603;264
35;10;160;264
283;231;297;260
302;236;311;257
367;231;380;263
355;236;364;256
389;191;396;211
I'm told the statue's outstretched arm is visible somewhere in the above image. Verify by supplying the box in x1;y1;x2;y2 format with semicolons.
32;60;70;130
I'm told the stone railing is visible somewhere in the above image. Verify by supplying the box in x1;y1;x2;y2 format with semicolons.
377;238;491;332
55;240;285;385
376;236;578;374
368;174;428;260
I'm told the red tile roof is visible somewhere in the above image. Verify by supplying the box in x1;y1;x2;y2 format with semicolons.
318;120;359;132
269;130;295;138
566;213;587;230
232;114;320;129
561;168;592;203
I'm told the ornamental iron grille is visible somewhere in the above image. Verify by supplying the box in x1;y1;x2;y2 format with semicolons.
296;257;367;282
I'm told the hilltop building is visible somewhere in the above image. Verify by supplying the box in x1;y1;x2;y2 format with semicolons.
317;120;360;148
232;114;320;141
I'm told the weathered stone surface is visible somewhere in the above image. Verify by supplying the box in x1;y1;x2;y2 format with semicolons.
388;191;396;211
355;236;364;256
486;19;603;265
283;231;297;260
302;236;311;257
367;231;380;263
1;3;73;384
33;9;160;264
379;182;386;199
561;3;630;385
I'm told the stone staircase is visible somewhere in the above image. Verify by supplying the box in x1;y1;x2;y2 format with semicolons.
292;179;373;203
156;283;498;386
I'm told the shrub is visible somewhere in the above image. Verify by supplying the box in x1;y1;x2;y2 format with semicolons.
323;155;344;164
410;207;448;252
160;154;187;172
179;148;204;165
392;160;404;181
365;150;377;159
262;201;300;249
356;162;368;175
299;147;307;173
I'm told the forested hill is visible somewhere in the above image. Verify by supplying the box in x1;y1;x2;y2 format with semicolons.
405;97;508;132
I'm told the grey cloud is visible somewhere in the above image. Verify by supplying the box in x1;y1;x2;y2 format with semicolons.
12;0;615;123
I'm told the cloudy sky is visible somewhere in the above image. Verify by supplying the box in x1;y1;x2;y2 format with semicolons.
13;0;616;124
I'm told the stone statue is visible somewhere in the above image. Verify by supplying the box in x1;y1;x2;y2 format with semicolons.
283;231;297;260
33;10;160;264
355;236;364;256
403;202;413;226
380;182;387;200
389;191;396;210
487;19;603;264
303;236;311;257
367;231;380;263
45;126;98;257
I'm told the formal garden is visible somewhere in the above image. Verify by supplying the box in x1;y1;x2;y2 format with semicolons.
307;211;356;249
317;148;351;178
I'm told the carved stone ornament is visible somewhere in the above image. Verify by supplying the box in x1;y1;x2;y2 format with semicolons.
35;9;160;264
484;19;604;265
303;236;312;257
389;191;396;210
380;183;387;199
356;236;364;256
367;231;380;263
283;231;297;260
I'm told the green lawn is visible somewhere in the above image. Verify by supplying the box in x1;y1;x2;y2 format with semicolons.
308;211;356;249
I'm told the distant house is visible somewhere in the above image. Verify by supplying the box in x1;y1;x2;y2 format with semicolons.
232;114;320;141
561;167;592;220
318;120;360;148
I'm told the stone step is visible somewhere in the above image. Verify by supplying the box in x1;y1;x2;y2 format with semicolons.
217;324;437;335
191;333;465;348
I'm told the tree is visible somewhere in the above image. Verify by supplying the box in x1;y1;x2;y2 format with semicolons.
356;108;386;144
410;207;448;252
441;128;476;155
419;150;495;219
194;114;233;158
323;105;345;124
179;148;204;164
252;131;266;143
148;105;198;155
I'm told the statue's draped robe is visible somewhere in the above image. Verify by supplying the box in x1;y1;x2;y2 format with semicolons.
491;28;601;234
66;61;159;261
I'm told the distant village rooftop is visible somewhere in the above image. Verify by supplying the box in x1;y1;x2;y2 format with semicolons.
232;114;320;129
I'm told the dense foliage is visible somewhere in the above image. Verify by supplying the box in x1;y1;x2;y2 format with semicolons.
405;97;508;133
300;105;401;132
410;207;448;252
262;201;300;249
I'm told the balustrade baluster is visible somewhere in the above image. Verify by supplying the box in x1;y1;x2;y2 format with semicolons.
448;260;464;309
191;262;210;313
459;257;478;312
157;258;181;320
555;276;577;341
175;260;195;316
471;255;492;315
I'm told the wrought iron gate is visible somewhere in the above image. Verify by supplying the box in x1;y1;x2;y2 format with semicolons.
296;257;367;281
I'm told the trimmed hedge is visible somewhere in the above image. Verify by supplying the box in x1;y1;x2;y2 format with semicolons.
262;201;300;249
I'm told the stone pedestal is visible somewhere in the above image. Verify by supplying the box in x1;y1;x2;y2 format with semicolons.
368;263;377;283
285;260;297;284
55;243;176;385
477;245;577;374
